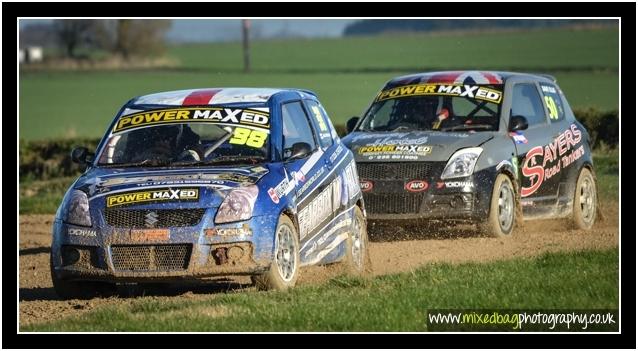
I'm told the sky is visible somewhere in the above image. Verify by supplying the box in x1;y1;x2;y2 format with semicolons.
19;19;357;42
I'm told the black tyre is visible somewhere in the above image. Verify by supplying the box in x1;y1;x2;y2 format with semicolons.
252;215;300;291
572;167;597;230
339;206;371;275
480;174;516;238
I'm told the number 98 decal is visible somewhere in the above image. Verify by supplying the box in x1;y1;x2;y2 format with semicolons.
229;127;268;148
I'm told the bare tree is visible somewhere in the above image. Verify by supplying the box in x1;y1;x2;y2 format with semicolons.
53;19;94;58
92;19;171;59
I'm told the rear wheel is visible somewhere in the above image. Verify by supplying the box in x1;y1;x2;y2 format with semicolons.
572;167;597;230
339;206;371;275
480;174;516;238
252;215;300;291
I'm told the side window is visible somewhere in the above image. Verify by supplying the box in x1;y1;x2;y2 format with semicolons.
510;83;547;126
304;100;334;148
539;83;566;122
281;101;318;158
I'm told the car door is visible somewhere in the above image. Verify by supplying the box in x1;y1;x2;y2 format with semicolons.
280;101;336;244
509;82;562;214
537;81;583;205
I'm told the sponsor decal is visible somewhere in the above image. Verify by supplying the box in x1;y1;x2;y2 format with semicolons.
521;124;583;197
330;144;344;163
130;229;169;242
310;105;328;132
298;166;325;196
341;159;360;201
444;181;473;188
205;225;252;237
361;135;429;146
113;107;270;133
376;84;502;104
268;178;288;204
405;180;429;192
436;181;446;189
540;83;565;120
509;131;528;144
360;180;374;192
298;176;344;239
106;188;199;207
304;218;351;258
358;144;432;161
68;228;97;237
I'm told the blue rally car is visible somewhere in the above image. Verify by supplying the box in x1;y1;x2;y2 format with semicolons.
51;88;369;298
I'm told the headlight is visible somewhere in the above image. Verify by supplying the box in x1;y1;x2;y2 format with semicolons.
64;190;92;227
215;185;259;224
441;147;483;179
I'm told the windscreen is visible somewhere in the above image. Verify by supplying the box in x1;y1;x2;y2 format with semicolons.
358;83;504;132
97;106;271;167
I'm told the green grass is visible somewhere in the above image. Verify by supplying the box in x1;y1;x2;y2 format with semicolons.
19;27;619;140
18;70;618;140
169;27;619;72
22;248;618;331
593;149;619;201
19;177;74;214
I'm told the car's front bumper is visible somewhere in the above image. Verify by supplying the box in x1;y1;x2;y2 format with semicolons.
51;213;278;283
357;162;495;222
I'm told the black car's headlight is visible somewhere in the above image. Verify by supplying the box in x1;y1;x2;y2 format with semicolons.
215;185;259;224
63;190;92;227
441;147;483;179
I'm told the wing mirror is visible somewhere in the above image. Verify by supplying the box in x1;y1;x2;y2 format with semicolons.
346;116;360;133
71;147;93;166
287;142;312;161
509;115;529;131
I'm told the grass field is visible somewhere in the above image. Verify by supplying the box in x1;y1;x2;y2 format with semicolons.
19;27;619;140
168;27;619;72
22;248;618;332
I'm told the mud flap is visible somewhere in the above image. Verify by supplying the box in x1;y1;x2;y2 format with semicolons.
512;177;525;230
591;168;606;223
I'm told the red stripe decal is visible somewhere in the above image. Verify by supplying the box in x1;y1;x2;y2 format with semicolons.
426;71;463;84
482;72;501;84
182;89;222;106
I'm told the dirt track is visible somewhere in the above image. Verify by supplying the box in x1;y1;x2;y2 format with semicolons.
19;202;619;328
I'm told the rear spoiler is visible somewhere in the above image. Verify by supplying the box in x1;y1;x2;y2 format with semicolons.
534;74;557;83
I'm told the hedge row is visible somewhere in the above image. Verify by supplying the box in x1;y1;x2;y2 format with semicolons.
19;108;618;181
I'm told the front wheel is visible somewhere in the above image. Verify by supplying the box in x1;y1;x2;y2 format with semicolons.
572;167;597;230
252;215;300;291
480;174;516;238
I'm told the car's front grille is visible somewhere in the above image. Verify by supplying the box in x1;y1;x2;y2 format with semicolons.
363;193;425;214
357;162;435;180
110;244;191;271
103;209;206;228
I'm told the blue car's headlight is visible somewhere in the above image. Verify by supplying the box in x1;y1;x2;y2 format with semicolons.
215;185;259;224
441;147;483;179
64;190;92;227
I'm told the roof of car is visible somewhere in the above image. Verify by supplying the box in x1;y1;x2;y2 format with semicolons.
132;87;316;106
384;71;555;88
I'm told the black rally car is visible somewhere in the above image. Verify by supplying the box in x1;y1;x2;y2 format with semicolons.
342;71;597;237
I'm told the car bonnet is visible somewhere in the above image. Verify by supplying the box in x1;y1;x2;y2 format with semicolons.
343;130;495;162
